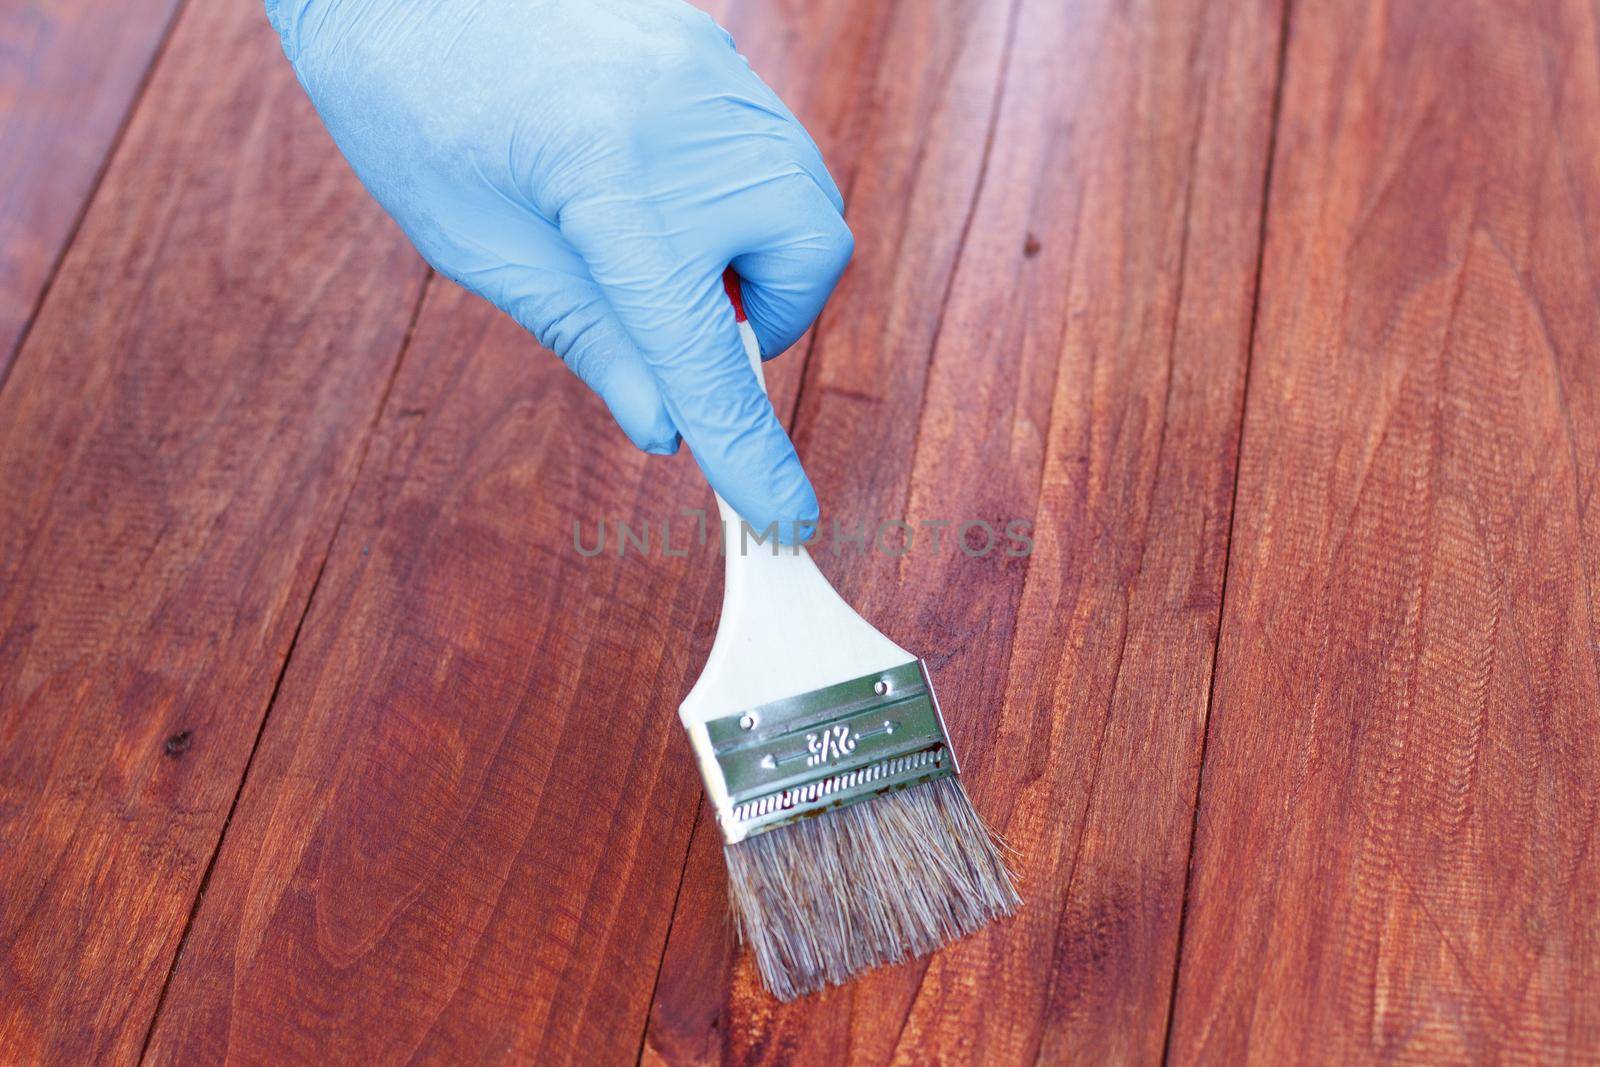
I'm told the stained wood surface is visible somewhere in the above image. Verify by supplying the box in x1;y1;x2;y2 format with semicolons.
0;0;427;1060
0;0;182;374
1166;0;1600;1060
3;0;1600;1063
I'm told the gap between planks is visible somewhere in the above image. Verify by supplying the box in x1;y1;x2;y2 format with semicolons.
1157;0;1296;1062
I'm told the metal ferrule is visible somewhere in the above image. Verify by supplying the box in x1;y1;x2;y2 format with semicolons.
705;660;958;844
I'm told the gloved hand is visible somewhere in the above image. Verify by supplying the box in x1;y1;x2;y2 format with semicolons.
266;0;852;539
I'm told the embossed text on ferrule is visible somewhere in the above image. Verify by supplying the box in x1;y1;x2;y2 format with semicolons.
806;724;857;765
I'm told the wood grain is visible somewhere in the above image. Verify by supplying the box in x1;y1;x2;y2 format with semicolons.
1167;0;1600;1061
645;0;1284;1061
13;0;1599;1059
0;0;428;1060
140;2;897;1062
0;0;182;374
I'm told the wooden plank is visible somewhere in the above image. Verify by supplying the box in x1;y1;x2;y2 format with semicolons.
0;0;429;1061
1167;0;1600;1060
644;0;1284;1061
0;0;182;374
139;2;896;1063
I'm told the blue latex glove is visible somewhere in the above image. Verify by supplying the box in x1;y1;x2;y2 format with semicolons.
266;0;852;539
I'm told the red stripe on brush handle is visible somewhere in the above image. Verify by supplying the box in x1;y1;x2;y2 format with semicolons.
722;266;747;322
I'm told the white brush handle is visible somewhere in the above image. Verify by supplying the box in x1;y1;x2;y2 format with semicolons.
708;321;766;535
679;283;912;741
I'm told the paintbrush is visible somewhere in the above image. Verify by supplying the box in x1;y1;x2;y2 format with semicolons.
678;270;1019;1000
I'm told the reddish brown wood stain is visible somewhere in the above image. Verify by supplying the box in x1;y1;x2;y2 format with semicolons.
0;0;182;374
1167;0;1600;1060
3;0;1599;1062
0;0;427;1061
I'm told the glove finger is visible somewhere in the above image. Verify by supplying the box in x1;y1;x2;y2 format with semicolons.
508;281;682;455
734;73;845;213
681;0;844;214
423;197;682;455
478;258;682;455
730;178;853;359
560;200;818;541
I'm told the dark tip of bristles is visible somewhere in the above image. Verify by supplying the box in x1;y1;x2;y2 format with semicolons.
724;777;1020;1001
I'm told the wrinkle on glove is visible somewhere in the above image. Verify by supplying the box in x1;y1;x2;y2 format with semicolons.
266;0;853;539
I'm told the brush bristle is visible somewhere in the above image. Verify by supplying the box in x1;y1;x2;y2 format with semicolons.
724;776;1019;1000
